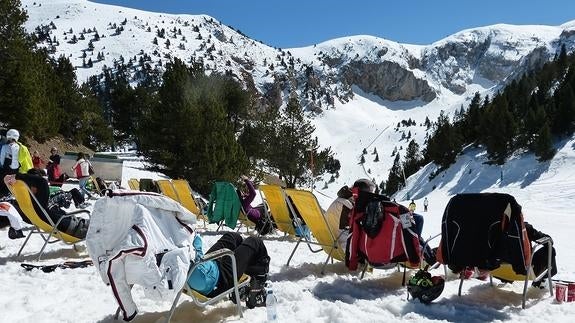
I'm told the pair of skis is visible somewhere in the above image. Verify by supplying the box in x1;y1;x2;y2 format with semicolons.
21;260;93;273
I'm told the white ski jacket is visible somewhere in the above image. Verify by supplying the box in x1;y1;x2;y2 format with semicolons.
86;191;197;321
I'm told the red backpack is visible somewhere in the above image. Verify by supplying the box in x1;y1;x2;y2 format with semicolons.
346;189;421;270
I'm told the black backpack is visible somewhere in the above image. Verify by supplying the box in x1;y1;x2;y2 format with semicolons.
362;200;384;238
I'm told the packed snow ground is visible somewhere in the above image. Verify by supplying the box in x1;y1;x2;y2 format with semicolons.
1;133;575;323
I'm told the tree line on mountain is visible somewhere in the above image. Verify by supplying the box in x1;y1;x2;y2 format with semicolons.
7;0;573;197
423;45;574;175
0;0;339;195
90;58;339;194
382;46;575;195
0;0;112;147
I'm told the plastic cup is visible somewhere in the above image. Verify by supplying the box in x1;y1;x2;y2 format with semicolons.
567;283;575;302
555;283;567;303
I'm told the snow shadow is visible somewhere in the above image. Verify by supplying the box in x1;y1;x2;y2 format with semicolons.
401;297;511;323
409;282;550;322
270;261;351;282
312;271;407;303
96;304;239;323
352;85;427;111
0;245;86;264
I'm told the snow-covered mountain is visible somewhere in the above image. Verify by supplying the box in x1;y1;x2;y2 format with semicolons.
23;0;575;105
21;0;575;199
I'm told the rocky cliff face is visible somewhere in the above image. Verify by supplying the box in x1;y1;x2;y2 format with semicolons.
342;61;436;102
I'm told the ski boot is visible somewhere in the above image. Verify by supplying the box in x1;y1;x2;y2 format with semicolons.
229;284;250;305
246;273;267;309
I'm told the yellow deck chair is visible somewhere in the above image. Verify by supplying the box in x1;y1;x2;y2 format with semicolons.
453;236;554;309
235;209;254;233
128;178;140;190
258;185;295;235
8;180;90;260
166;248;251;322
157;179;180;202
284;188;344;274
486;237;554;309
172;179;208;223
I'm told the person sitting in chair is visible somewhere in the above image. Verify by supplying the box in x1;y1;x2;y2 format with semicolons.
3;169;90;239
525;221;557;286
239;175;261;223
238;175;273;235
46;149;69;187
461;222;557;282
327;178;435;265
187;232;271;308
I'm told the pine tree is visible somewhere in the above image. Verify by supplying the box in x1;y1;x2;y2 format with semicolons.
385;154;403;196
403;139;421;177
0;0;31;126
552;78;575;136
424;116;431;129
379;180;385;192
424;111;462;169
461;92;482;145
482;95;516;164
534;121;555;161
264;96;334;188
137;58;248;194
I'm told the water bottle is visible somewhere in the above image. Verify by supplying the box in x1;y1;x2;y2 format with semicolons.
266;288;277;321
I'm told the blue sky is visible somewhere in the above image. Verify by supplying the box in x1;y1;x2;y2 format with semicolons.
92;0;575;48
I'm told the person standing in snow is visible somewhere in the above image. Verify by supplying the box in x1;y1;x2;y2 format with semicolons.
0;129;33;196
424;197;429;212
71;152;94;200
408;199;416;212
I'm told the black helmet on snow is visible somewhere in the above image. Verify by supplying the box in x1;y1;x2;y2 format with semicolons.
407;269;445;304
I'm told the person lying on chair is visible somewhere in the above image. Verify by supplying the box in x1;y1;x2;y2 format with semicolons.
525;221;557;286
187;232;271;308
4;169;90;239
461;222;557;282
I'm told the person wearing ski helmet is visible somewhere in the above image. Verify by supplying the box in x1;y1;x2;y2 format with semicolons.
0;129;21;174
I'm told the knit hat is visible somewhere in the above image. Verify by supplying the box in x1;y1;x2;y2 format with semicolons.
352;178;376;193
